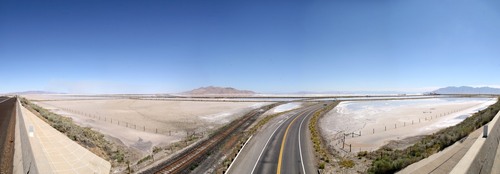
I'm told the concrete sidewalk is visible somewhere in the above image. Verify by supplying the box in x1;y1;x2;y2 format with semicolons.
18;105;110;174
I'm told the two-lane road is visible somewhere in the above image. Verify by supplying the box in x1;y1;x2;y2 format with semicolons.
229;104;325;174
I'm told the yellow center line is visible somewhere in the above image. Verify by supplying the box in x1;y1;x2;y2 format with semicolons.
276;108;313;174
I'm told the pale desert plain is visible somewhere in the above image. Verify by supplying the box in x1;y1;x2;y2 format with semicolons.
23;94;270;156
23;93;499;173
319;97;497;153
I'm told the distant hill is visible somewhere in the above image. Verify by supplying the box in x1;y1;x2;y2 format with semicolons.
183;86;256;95
293;90;405;95
432;86;500;94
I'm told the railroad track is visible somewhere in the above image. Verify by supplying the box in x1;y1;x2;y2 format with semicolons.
144;103;280;174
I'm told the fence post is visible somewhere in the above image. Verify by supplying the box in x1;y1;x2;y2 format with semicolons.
483;125;488;138
342;136;345;148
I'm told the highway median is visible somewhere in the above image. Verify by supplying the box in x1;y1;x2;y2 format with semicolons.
308;102;339;171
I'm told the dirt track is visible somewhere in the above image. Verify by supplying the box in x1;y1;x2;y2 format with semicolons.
0;97;16;174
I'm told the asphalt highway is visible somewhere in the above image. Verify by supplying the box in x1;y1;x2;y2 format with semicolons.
0;97;16;173
229;104;325;174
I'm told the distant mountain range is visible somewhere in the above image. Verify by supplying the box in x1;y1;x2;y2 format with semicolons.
432;86;500;94
7;86;499;95
293;90;406;95
182;86;256;95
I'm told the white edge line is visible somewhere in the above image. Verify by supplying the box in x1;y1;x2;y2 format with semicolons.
299;109;316;174
226;135;253;173
250;116;289;174
0;97;10;104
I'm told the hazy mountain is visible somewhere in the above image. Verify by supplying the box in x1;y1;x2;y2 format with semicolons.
183;86;256;95
432;86;500;94
293;90;406;95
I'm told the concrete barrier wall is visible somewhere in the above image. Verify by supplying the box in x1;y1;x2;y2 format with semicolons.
467;110;500;173
451;110;500;173
15;98;39;173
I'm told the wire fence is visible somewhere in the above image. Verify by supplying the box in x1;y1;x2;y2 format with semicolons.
333;105;482;153
39;102;203;137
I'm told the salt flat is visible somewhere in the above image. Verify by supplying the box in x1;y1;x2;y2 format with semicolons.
24;95;268;154
319;98;497;153
271;102;302;113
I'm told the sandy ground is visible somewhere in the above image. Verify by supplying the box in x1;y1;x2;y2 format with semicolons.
24;95;268;155
319;98;497;153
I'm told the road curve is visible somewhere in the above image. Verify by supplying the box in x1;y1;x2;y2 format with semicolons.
229;104;325;174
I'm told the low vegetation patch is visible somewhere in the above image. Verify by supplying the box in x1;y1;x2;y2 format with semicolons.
136;155;152;165
357;151;368;158
309;102;339;168
366;97;500;174
152;146;161;154
20;97;127;166
340;159;355;168
248;112;283;135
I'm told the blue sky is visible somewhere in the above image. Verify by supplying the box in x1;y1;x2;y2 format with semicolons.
1;0;500;94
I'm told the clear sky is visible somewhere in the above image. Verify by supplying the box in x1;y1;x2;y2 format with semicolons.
1;0;500;94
